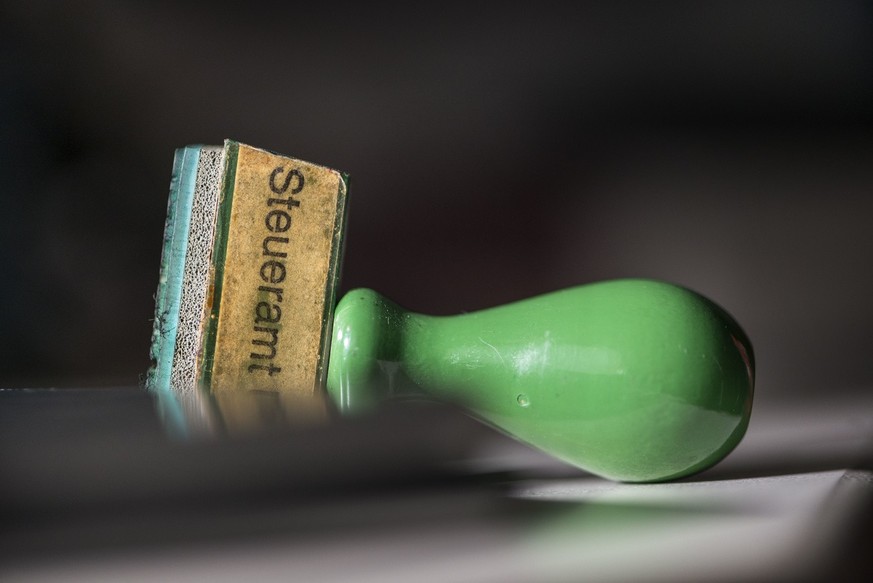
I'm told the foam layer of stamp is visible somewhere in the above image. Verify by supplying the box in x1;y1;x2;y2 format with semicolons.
147;145;201;433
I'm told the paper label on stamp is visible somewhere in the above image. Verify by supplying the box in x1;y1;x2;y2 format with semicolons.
205;142;347;428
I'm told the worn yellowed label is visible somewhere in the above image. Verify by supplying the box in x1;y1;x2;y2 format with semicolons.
208;142;346;430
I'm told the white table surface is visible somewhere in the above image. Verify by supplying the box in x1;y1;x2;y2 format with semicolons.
4;393;873;582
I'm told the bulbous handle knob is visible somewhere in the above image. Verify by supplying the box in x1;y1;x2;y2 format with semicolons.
326;279;754;482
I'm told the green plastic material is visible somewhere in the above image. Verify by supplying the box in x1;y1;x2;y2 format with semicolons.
326;279;754;482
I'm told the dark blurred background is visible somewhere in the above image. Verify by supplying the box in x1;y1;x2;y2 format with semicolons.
1;0;871;412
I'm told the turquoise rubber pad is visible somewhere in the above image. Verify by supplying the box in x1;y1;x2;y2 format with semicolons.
146;146;202;434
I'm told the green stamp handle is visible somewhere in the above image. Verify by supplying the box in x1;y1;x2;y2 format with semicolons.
326;279;754;482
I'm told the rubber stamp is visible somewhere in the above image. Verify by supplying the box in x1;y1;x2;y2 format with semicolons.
147;141;348;435
147;140;754;481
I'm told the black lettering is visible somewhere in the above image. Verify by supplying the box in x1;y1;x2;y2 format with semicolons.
258;285;283;303
247;165;306;375
269;167;304;194
267;196;301;209
260;260;286;284
255;302;281;324
251;326;280;360
248;363;282;375
262;235;289;257
265;210;291;233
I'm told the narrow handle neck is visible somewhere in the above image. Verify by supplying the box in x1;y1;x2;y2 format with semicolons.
327;289;424;413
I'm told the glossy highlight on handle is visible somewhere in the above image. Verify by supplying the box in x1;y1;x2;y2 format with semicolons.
326;279;754;482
